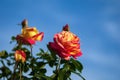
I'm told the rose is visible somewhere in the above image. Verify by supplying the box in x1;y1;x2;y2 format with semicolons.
48;24;82;60
21;27;44;41
16;35;36;45
14;50;26;63
16;20;44;45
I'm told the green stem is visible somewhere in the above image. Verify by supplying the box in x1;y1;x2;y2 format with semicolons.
20;63;22;80
30;45;33;57
30;45;35;80
78;73;85;80
56;57;61;73
73;71;85;80
11;62;18;80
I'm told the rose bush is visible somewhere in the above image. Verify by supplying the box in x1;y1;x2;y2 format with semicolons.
0;19;85;80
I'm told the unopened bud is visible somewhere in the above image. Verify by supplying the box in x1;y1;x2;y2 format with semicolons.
21;19;28;28
62;24;70;31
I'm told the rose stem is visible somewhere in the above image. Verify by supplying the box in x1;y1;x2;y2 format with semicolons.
56;57;61;73
20;63;22;80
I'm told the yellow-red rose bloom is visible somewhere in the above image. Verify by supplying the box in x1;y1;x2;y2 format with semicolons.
14;50;26;63
16;27;44;45
48;24;82;60
22;27;43;41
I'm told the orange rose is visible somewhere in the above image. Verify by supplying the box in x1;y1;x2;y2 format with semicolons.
14;50;26;63
16;19;44;45
48;24;82;60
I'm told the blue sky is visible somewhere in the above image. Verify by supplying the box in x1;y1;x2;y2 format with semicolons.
0;0;120;80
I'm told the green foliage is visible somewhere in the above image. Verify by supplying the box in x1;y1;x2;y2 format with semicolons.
0;50;8;59
0;37;85;80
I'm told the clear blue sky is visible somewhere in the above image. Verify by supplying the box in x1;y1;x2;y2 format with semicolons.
0;0;120;80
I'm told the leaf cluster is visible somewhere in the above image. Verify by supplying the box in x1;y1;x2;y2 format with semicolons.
0;36;85;80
